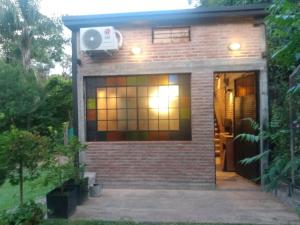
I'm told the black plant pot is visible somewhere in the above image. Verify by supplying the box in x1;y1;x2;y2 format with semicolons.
46;186;77;218
64;177;89;205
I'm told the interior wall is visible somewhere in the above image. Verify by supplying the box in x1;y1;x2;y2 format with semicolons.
214;72;255;135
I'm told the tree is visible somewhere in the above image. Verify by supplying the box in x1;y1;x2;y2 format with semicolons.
188;0;270;7
0;61;72;133
0;127;49;205
0;61;43;131
0;0;65;73
32;76;72;135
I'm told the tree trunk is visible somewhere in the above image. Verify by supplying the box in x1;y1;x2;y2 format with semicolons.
21;26;31;71
19;160;24;206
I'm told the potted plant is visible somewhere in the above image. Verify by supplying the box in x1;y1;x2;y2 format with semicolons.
64;137;89;205
45;129;77;218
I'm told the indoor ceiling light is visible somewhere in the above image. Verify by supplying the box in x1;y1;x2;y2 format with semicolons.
228;42;241;51
131;46;142;55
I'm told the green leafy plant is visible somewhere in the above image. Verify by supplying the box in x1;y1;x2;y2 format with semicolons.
0;200;45;225
0;127;49;205
45;127;85;192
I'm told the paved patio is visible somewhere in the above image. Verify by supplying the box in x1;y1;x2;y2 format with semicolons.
72;171;300;224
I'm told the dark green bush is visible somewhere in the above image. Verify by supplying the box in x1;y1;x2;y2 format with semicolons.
0;201;45;225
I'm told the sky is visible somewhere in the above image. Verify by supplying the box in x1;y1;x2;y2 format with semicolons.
40;0;193;17
39;0;193;74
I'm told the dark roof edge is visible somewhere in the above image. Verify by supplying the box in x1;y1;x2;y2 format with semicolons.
63;3;269;30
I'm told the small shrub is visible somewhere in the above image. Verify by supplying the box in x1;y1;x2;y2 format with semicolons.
0;201;45;225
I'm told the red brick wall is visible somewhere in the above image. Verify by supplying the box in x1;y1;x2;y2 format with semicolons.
80;18;263;188
79;18;262;66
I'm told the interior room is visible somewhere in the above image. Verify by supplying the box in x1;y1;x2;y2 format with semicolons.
214;71;260;185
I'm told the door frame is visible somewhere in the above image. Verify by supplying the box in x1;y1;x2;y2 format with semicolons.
213;70;269;187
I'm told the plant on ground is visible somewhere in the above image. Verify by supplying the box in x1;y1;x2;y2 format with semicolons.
0;201;45;225
0;127;49;205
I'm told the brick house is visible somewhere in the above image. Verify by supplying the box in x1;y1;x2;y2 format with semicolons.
63;4;269;189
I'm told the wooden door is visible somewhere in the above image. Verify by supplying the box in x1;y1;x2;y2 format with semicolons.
234;75;260;182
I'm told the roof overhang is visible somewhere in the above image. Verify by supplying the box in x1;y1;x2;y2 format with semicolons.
63;4;269;31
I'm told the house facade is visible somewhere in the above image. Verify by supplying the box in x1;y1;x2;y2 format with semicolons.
63;4;269;189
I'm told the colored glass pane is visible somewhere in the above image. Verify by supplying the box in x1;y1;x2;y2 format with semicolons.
159;75;169;85
97;110;107;120
159;120;169;130
149;120;158;130
87;98;96;109
107;110;117;120
107;98;117;109
128;120;137;130
97;88;106;98
169;85;179;97
149;76;159;85
107;121;117;130
139;109;148;119
87;110;97;121
117;109;127;120
127;98;137;108
117;77;126;86
169;108;179;119
136;76;148;85
97;98;107;109
149;110;158;119
127;109;137;119
118;121;127;131
107;77;118;86
138;97;148;108
169;75;178;84
127;76;136;85
117;87;126;97
117;98;127;108
138;87;148;96
98;121;107;131
180;108;190;119
127;87;136;97
169;97;178;108
139;120;148;130
107;88;117;97
169;120;179;130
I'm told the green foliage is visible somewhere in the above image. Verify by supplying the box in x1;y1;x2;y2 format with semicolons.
45;127;85;192
0;0;66;73
0;61;72;133
0;200;45;225
266;0;300;69
189;0;270;7
0;127;49;205
0;61;43;131
33;76;72;135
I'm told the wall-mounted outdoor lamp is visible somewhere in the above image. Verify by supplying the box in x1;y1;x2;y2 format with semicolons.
131;46;142;55
228;42;241;51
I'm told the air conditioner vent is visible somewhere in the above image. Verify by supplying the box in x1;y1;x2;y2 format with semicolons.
82;29;102;50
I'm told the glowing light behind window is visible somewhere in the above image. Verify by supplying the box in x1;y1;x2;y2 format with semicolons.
149;85;179;114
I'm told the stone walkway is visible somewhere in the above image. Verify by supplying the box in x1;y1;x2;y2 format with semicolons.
72;173;300;225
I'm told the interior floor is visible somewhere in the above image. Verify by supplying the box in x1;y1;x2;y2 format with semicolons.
216;156;258;190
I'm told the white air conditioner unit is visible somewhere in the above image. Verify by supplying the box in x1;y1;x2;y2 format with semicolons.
80;26;123;52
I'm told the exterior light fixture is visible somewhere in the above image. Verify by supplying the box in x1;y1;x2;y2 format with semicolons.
228;42;241;51
131;46;142;55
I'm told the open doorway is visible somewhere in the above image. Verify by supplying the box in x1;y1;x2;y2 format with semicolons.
214;72;260;188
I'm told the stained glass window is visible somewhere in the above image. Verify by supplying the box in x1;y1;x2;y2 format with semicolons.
86;74;191;141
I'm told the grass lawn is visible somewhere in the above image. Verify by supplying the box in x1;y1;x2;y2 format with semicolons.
42;221;260;225
0;175;54;211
